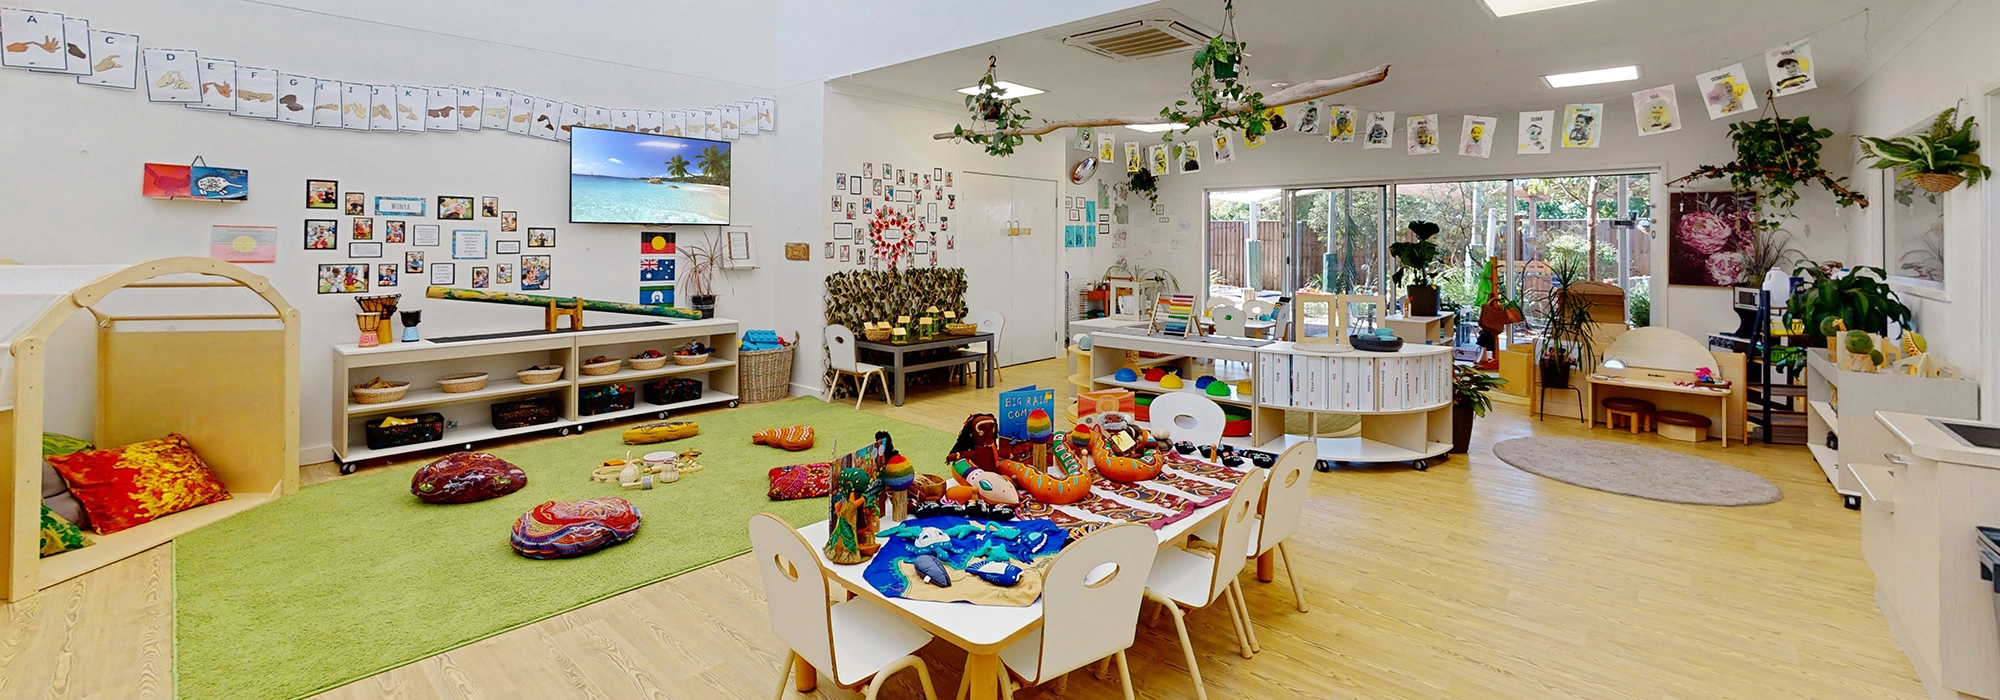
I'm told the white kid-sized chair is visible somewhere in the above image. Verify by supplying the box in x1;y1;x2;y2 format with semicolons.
750;514;940;700
962;310;1005;383
1148;392;1227;451
825;325;890;409
1249;441;1317;616
954;523;1157;700
1144;469;1268;700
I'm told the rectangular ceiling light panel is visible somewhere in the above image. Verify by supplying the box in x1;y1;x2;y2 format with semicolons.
1543;65;1639;88
1481;0;1604;17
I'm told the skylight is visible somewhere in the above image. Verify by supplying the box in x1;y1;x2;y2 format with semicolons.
1543;65;1640;88
1124;123;1190;133
1480;0;1604;17
955;81;1045;99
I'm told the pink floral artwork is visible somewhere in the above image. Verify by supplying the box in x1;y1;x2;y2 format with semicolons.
1668;192;1756;287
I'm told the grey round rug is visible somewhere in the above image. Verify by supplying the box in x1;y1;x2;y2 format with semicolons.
1490;437;1783;506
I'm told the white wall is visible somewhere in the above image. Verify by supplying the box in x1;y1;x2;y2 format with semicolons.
1842;0;2000;417
1110;89;1861;343
0;0;779;462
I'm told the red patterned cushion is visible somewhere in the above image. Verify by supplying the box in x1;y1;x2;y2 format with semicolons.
767;462;833;500
46;434;231;535
510;498;643;559
411;452;528;504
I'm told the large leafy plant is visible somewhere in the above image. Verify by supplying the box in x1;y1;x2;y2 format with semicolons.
1536;256;1598;371
1452;364;1507;417
1674;98;1867;245
1782;263;1911;344
951;57;1040;158
1858;107;1991;190
1388;221;1444;288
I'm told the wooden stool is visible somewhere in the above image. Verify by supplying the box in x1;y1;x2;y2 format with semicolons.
1602;396;1657;433
1653;410;1711;443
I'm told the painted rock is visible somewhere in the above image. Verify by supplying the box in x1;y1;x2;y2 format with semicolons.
510;497;642;559
411;452;527;504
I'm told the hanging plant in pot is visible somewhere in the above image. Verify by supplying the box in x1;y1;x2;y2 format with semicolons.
1857;107;1991;193
1158;0;1271;142
1126;168;1159;209
1450;364;1507;454
950;56;1041;158
1389;221;1445;316
1670;91;1867;255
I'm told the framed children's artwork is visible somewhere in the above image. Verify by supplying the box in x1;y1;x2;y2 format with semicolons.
351;216;374;240
348;241;383;258
384;220;406;243
452;229;488;259
303;219;337;249
496;240;521;254
316;263;369;294
375;196;426;216
496;262;514;284
404;250;424;273
412;224;441;246
429;262;455;285
471;266;490;289
377;264;398;288
500;211;518;232
519;255;552;290
437;196;474;220
344;192;365;215
480;196;499;218
306;179;338;209
849;178;861;196
527;227;555;247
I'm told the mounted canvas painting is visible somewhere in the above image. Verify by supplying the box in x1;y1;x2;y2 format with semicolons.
1667;191;1756;287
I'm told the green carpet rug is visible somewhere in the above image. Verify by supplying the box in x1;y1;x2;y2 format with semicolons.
174;398;959;700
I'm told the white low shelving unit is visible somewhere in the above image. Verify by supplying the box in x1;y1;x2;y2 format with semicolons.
333;318;740;471
1803;347;1978;509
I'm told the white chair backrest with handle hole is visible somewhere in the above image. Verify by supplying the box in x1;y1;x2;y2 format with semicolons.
964;310;1004;352
1211;302;1248;337
825;324;861;373
1256;441;1317;556
1007;523;1158;682
1206;469;1267;603
1148;392;1227;448
748;513;838;681
1243;298;1276;322
1203;296;1237;318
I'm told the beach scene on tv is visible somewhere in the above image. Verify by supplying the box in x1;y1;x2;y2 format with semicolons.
570;127;731;225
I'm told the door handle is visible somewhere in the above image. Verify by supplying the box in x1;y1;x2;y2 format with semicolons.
1883;453;1911;466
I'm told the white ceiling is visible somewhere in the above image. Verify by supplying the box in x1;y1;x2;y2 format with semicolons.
840;0;1921;121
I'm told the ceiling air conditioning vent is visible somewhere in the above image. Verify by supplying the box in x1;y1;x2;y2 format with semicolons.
1061;17;1211;61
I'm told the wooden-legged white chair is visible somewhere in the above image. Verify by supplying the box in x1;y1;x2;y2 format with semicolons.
749;514;940;700
951;523;1157;700
1247;441;1316;616
1148;392;1227;451
1143;469;1268;700
825;324;890;409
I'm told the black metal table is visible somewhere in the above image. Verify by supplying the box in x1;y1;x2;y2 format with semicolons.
854;332;996;406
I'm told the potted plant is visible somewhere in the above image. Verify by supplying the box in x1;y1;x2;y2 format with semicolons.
1672;98;1867;251
1858;107;1991;193
1127;168;1159;208
951;56;1041;158
1451;364;1507;454
1782;262;1912;346
1535;256;1597;389
1389;221;1445;316
1157;1;1271;141
680;232;728;319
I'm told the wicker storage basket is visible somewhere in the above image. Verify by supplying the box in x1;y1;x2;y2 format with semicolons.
673;352;711;366
437;372;489;393
581;358;623;376
352;381;410;405
945;322;978;336
863;326;892;342
1915;172;1967;193
517;365;564;384
738;335;797;404
629;354;669;370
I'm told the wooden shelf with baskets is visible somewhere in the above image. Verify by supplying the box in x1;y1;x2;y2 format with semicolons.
333;318;739;472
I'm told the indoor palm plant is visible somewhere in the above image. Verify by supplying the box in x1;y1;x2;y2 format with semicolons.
1857;107;1991;193
1450;364;1506;454
1782;262;1911;346
1389;221;1445;316
1535;256;1596;388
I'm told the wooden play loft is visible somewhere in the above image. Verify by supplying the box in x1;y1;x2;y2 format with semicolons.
1;258;300;602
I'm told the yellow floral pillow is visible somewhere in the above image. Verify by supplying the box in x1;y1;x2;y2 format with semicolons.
40;505;94;556
46;434;232;535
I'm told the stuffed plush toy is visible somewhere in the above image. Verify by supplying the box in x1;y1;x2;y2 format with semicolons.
622;420;699;444
752;425;816;451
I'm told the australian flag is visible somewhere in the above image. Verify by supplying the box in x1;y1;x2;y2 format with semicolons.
639;257;675;282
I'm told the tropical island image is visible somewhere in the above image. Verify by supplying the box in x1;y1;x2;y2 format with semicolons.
570;127;731;225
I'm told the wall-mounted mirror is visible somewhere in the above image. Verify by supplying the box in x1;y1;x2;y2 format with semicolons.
1882;111;1947;289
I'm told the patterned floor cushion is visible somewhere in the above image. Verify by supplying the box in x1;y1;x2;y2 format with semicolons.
510;498;642;559
46;434;232;535
768;462;833;500
40;505;93;557
411;452;529;504
41;433;93;529
752;425;816;451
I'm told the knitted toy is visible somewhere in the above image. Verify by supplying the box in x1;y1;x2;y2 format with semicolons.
752;425;816;451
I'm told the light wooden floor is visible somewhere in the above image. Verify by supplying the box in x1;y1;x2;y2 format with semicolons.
2;358;1927;699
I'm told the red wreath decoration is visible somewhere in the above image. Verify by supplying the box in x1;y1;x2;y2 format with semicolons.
867;207;916;268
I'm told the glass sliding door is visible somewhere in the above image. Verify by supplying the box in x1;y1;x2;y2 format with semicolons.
1392;180;1509;313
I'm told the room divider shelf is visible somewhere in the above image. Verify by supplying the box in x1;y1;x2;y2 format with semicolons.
346;377;561;416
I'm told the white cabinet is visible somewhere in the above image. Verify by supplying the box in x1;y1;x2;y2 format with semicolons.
1876;413;2000;700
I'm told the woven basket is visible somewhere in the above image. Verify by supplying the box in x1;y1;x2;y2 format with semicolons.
517;366;564;384
738;336;797;404
581;358;623;376
352;381;410;404
629;355;669;370
945;322;978;336
1914;172;1967;193
673;352;711;366
437;372;489;393
863;326;892;342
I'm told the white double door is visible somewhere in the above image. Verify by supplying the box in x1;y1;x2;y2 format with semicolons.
956;172;1059;367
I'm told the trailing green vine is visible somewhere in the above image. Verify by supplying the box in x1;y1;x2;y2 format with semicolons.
1671;91;1867;240
1127;168;1159;208
951;56;1041;157
1158;1;1268;141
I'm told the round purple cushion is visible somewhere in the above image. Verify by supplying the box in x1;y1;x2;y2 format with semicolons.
411;452;528;504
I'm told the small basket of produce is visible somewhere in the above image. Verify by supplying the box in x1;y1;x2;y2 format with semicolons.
946;322;978;336
863;322;893;342
517;365;564;384
436;372;490;393
674;341;712;366
581;356;623;376
629;350;669;371
351;377;410;405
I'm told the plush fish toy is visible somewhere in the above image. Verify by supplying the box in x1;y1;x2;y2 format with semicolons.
965;558;1023;587
911;554;952;588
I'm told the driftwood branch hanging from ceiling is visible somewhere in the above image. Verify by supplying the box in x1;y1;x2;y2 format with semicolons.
932;64;1391;141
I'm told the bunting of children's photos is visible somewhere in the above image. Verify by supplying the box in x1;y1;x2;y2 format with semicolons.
1632;85;1682;136
1458;115;1495;158
0;6;776;144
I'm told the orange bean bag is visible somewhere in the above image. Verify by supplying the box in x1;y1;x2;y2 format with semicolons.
751;425;816;451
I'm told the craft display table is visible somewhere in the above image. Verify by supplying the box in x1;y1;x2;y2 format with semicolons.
855;332;996;406
1382;312;1455;346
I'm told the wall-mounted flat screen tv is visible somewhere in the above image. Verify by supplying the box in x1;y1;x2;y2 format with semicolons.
570;126;731;225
